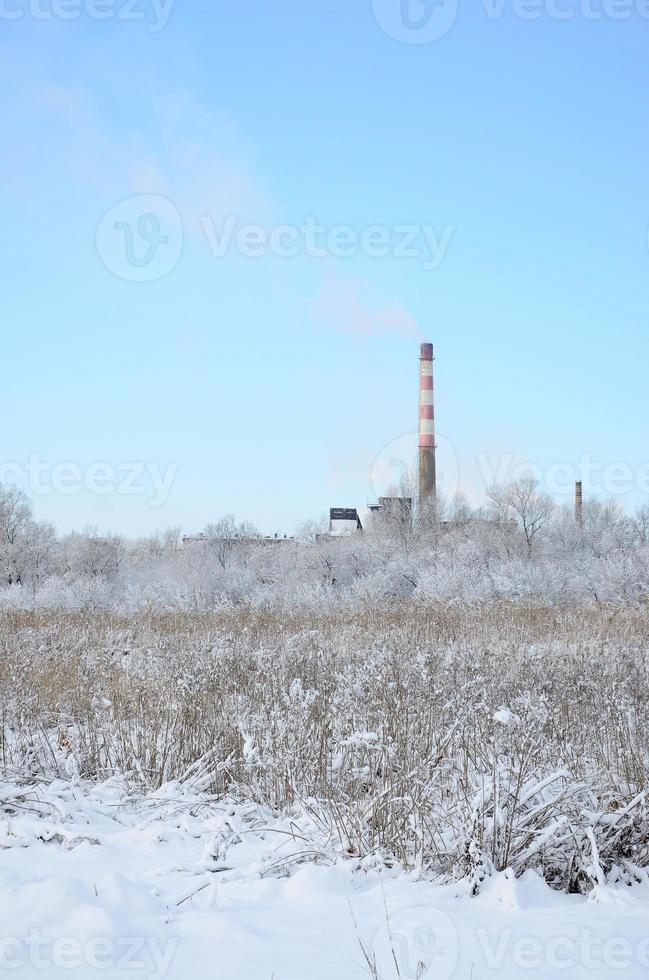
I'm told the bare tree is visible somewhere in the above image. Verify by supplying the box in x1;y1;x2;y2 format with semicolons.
203;516;260;569
417;490;447;543
488;478;554;558
294;515;328;545
0;485;31;546
23;522;57;595
64;530;124;581
633;504;649;545
0;486;33;585
447;492;474;528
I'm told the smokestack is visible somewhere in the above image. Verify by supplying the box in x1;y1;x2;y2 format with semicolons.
419;342;436;504
575;481;583;528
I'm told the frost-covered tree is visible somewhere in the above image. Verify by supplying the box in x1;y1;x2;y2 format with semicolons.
0;486;34;585
63;530;123;582
202;516;260;569
0;479;647;611
488;478;555;558
634;504;649;545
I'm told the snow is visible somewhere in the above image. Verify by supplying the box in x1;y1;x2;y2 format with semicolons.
3;778;649;979
492;707;521;727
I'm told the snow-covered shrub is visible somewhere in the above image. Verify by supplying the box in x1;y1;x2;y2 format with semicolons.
2;602;649;894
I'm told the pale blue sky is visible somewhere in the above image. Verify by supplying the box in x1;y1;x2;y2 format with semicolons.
2;2;648;535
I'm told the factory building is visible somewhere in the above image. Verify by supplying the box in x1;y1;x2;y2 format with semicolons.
330;342;437;530
328;508;363;535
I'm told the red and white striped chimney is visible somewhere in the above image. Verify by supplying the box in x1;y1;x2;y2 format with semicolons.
419;342;436;503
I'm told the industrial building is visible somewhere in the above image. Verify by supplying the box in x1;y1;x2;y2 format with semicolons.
188;341;585;549
329;508;363;535
325;341;585;536
330;342;437;536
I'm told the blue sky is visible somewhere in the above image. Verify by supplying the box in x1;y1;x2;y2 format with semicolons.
2;1;649;535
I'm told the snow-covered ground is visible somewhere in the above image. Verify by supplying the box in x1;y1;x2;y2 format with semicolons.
2;778;649;979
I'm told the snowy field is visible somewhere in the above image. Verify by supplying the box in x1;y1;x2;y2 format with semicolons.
3;776;649;979
2;604;649;978
3;776;649;980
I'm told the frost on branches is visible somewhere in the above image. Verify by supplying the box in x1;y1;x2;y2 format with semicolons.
1;480;649;898
0;481;647;611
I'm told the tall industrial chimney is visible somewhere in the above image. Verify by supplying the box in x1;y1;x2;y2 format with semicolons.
575;481;583;528
419;343;436;504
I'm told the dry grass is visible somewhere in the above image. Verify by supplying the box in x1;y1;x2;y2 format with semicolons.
2;601;649;892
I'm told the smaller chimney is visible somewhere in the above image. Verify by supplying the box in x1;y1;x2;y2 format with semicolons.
575;481;583;528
